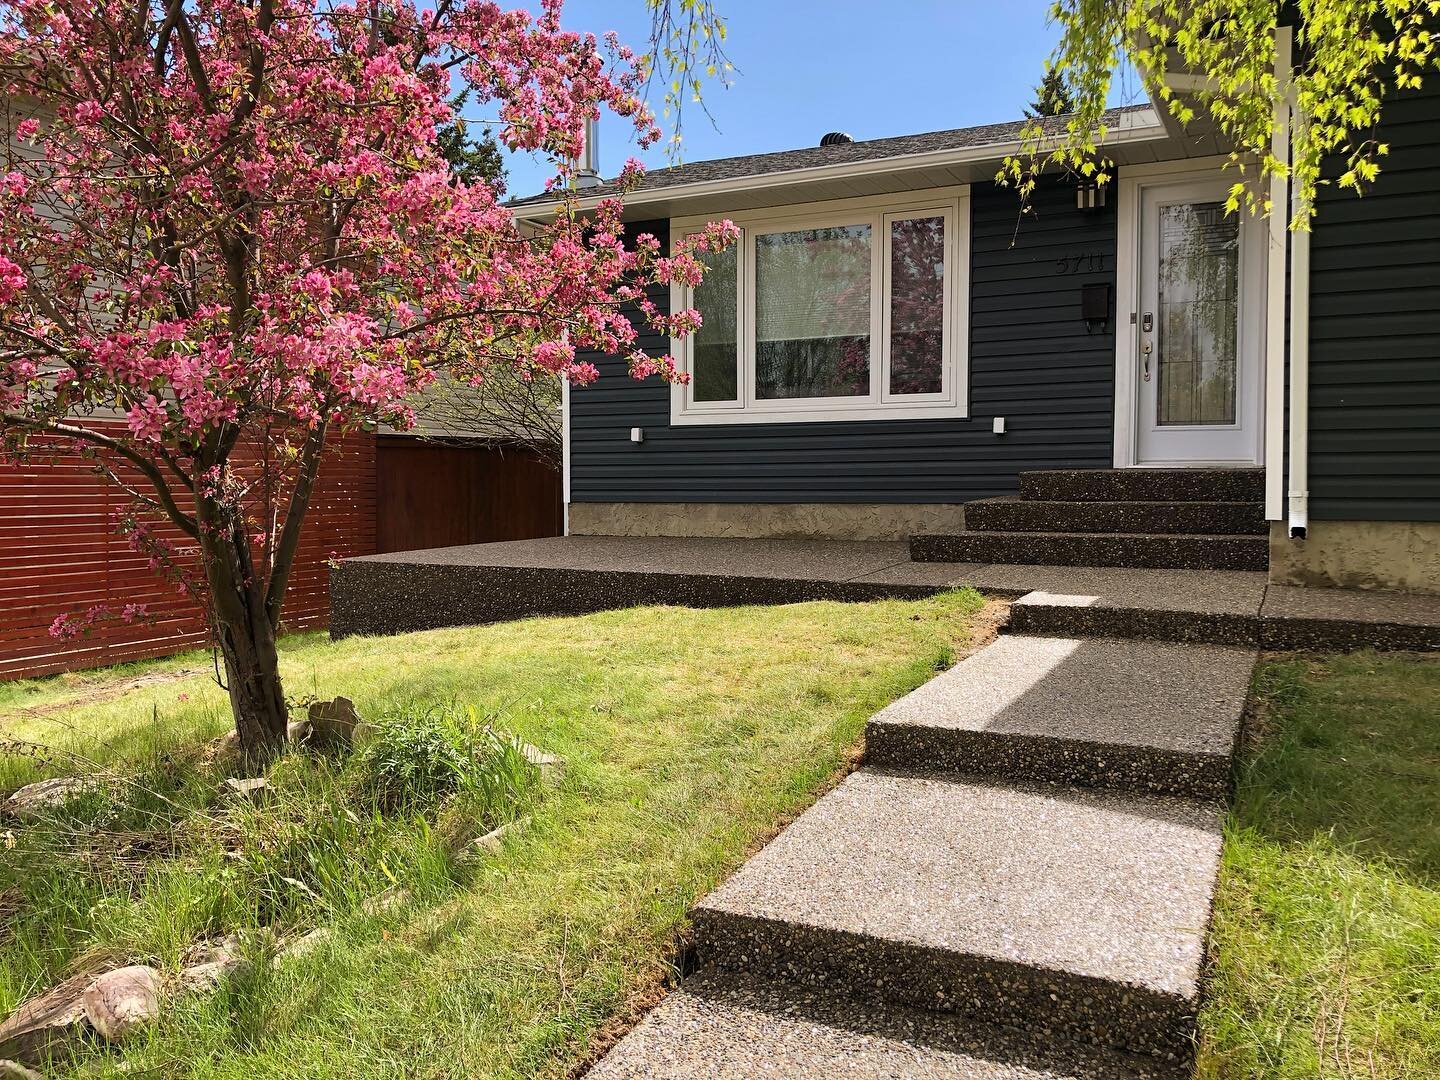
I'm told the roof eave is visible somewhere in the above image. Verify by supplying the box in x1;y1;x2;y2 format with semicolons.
510;108;1167;223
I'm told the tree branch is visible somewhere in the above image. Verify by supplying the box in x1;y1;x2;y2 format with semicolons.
263;417;327;629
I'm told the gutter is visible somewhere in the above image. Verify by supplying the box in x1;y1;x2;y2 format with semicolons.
509;111;1167;222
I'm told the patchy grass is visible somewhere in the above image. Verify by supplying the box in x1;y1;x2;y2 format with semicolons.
0;591;984;1078
1199;651;1440;1080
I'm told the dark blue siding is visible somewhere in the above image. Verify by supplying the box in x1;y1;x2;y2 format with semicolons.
1307;81;1440;521
569;180;1118;503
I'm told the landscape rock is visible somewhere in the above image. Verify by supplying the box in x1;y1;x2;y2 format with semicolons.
517;742;564;781
307;696;363;750
177;939;247;993
0;972;94;1065
0;1059;45;1079
286;718;313;745
276;927;332;963
467;817;528;857
221;777;270;805
360;887;410;916
81;966;161;1043
177;957;244;995
5;778;100;821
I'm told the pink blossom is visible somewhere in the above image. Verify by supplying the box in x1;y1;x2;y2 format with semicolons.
1;0;736;648
125;395;168;442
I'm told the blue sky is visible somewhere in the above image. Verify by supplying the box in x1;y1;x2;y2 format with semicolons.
498;0;1146;197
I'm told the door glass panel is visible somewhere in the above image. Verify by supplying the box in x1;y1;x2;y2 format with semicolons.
888;215;945;395
1157;201;1238;426
754;224;871;399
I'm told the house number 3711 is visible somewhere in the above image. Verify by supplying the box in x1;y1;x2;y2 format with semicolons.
1055;252;1106;275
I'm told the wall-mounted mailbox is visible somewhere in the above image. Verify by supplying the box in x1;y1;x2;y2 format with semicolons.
1081;283;1111;334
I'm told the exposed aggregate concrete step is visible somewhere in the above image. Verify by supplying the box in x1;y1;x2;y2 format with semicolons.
692;770;1223;1063
866;635;1253;798
963;497;1267;536
1019;468;1265;504
910;530;1268;571
589;972;1189;1080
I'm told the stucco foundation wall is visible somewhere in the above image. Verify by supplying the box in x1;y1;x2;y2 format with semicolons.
1269;521;1440;595
568;502;966;542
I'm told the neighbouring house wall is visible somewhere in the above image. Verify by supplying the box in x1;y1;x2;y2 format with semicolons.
0;429;376;679
567;179;1118;529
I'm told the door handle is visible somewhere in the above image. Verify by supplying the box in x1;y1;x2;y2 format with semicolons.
1142;338;1153;382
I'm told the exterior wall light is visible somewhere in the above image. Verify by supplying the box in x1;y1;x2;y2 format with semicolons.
1076;180;1107;211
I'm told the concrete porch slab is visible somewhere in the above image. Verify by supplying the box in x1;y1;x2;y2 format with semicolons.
331;536;1439;651
866;636;1254;798
589;972;1187;1080
692;770;1224;1061
330;536;925;637
1261;584;1440;651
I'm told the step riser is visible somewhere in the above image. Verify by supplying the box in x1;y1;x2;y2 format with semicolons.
1009;605;1440;652
965;501;1267;536
1009;604;1262;647
865;726;1233;800
1020;470;1264;504
911;533;1269;571
694;911;1198;1064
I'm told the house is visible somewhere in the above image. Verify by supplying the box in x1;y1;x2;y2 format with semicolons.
511;34;1439;595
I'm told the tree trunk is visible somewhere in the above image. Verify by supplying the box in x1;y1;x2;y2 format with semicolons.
214;599;289;764
200;509;290;765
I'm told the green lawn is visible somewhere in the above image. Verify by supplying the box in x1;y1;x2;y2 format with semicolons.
0;591;984;1078
1199;651;1440;1080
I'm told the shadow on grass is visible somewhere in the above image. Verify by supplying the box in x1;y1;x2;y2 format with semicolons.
1235;651;1440;883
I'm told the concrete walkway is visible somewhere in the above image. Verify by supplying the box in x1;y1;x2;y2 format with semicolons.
590;611;1258;1077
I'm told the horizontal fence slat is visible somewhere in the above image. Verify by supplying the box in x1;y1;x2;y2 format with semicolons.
0;424;376;679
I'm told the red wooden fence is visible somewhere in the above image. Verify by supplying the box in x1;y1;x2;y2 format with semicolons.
0;426;376;679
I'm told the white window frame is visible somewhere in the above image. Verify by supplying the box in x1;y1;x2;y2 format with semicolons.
670;186;970;425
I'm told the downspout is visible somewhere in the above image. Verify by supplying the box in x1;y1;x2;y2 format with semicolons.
1263;26;1293;523
1286;108;1311;539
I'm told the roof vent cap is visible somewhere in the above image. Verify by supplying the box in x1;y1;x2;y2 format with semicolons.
819;131;853;147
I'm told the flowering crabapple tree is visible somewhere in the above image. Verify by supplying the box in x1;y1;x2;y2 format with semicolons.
0;0;736;760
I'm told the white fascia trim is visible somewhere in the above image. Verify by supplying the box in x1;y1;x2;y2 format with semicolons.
511;115;1166;223
1264;27;1293;522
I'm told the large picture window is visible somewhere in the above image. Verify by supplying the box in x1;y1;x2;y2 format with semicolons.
674;189;970;424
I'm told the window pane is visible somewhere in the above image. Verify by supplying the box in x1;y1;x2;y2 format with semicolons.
888;215;945;395
754;224;871;399
691;241;739;402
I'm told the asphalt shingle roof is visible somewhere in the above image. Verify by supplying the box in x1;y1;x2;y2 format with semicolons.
509;105;1154;208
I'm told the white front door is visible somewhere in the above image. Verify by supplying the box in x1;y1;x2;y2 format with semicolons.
1131;176;1264;466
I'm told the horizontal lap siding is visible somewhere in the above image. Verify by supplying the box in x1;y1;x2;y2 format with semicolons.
569;181;1117;504
1308;82;1440;521
0;427;375;679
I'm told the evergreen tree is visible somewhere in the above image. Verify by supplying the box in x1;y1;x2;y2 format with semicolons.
1026;69;1075;118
